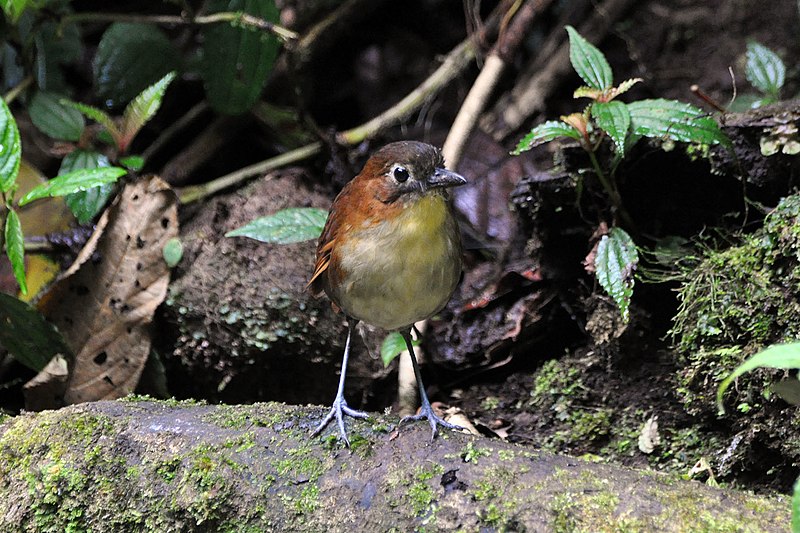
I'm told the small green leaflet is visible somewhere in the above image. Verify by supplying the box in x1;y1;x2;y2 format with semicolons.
226;207;328;244
163;237;184;267
512;120;582;154
5;208;26;295
745;42;785;100
0;97;21;193
594;227;638;323
120;155;145;171
716;342;800;415
18;167;127;206
0;292;74;371
121;71;177;150
29;91;85;142
565;26;613;90
380;332;419;367
591;101;630;157
628;99;730;147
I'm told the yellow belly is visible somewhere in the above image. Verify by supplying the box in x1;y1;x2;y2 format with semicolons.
333;195;461;330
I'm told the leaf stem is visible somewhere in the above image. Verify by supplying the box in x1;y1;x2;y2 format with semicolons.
60;11;299;43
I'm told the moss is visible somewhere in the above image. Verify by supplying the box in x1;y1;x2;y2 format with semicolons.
460;441;491;464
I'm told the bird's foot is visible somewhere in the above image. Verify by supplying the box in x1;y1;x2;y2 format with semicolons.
311;398;369;447
399;401;464;441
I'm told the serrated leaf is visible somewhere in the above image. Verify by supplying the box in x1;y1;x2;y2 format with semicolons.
380;332;420;367
5;208;27;295
0;97;21;193
60;150;116;224
93;23;179;108
121;71;177;151
595;227;638;323
628;99;730;147
592;101;631;157
566;25;613;90
574;86;604;100
62;100;121;145
201;0;281;114
18;167;126;206
29;91;85;141
225;207;327;243
0;292;72;371
745;41;785;99
610;78;642;99
162;237;183;267
717;342;800;414
512;120;582;154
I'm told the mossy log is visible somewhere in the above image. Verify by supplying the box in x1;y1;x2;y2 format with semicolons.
0;400;789;532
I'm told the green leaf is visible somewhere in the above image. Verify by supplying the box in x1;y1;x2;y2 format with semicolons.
120;155;145;171
628;99;730;147
5;208;26;296
121;71;177;150
93;23;180;108
592;101;631;157
62;100;121;144
225;207;327;243
29;91;85;141
594;227;638;323
716;342;800;414
201;1;281;114
566;25;613;90
2;0;36;23
0;97;21;193
512;120;582;154
380;332;419;367
745;41;785;99
18;167;126;206
0;292;73;371
162;237;184;267
60;150;116;224
34;22;82;92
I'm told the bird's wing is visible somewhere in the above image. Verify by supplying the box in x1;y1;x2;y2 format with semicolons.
307;236;335;296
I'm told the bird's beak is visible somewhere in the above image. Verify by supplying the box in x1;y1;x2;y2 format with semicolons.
427;168;467;189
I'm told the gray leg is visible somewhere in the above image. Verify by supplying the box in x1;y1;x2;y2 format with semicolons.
398;329;464;440
311;318;369;446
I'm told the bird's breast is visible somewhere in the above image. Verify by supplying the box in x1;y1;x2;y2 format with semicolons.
331;194;461;330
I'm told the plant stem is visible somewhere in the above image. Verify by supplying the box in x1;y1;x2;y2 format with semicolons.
176;142;322;204
588;150;636;230
3;75;33;104
61;11;299;43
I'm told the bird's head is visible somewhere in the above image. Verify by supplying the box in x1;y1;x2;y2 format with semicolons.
357;141;466;204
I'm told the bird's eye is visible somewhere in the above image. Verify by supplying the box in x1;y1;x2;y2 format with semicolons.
393;166;410;183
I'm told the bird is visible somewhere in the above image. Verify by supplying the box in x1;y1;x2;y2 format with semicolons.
308;140;466;446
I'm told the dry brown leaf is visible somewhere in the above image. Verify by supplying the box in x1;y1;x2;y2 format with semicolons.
28;176;177;408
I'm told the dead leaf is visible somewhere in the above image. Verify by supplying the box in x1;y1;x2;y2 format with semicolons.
27;176;177;408
23;354;69;411
638;415;660;454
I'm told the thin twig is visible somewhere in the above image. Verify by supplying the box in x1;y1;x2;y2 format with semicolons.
176;142;323;204
141;102;209;163
3;75;33;104
442;0;550;168
61;11;299;43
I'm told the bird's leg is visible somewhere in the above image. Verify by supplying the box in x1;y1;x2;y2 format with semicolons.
398;329;464;440
311;318;369;446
